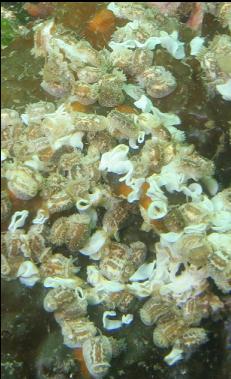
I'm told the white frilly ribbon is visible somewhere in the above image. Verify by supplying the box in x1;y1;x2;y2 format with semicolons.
76;199;91;211
24;155;46;171
126;280;153;298
129;260;156;282
134;95;181;129
1;149;8;161
52;131;84;151
107;2;120;14
216;79;231;101
87;266;125;292
8;210;29;232
190;36;205;56
127;177;145;203
75;286;85;300
147;199;168;220
21;113;29;125
76;189;103;212
182;183;203;199
43;277;83;289
108;28;185;59
134;95;153;113
159;31;185;59
103;310;134;330
99;144;134;183
79;229;108;260
17;261;40;287
122;83;145;100
32;209;49;224
164;347;184;366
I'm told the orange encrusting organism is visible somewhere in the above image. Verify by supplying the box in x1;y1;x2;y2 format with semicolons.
23;2;54;18
113;181;151;203
113;182;133;198
141;182;150;193
139;182;151;209
150;218;168;232
115;104;139;114
69;101;90;113
139;194;152;210
86;8;116;35
36;146;54;162
186;2;204;31
7;190;45;214
139;182;167;231
7;189;33;209
73;348;91;379
111;180;166;231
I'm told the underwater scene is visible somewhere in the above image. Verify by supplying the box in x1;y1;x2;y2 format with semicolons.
1;2;231;379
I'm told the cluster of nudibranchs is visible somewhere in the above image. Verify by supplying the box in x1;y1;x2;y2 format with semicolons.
1;3;231;378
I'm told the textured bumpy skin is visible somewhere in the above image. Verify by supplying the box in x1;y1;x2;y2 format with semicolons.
59;318;97;348
100;241;146;282
137;66;177;99
82;336;112;378
6;165;43;200
140;297;171;326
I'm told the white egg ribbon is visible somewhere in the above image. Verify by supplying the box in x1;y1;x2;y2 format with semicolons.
103;310;134;330
8;210;29;232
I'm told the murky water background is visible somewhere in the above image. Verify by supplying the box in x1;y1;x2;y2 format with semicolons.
1;3;231;379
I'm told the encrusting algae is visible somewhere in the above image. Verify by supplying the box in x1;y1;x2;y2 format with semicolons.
1;2;231;379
